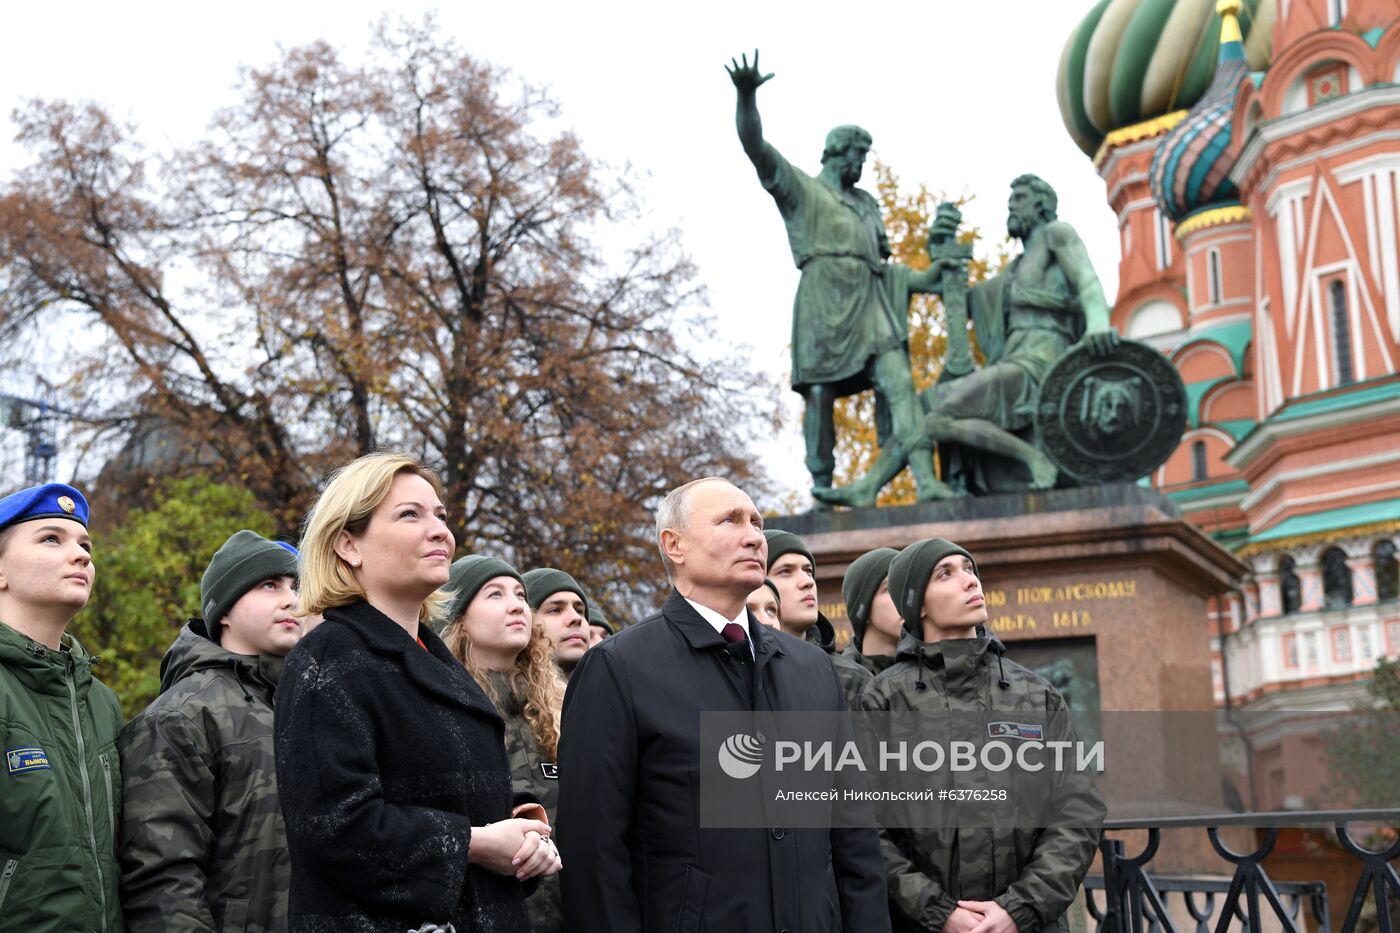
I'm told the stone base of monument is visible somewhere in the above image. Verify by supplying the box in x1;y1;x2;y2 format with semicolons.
770;483;1242;712
770;484;1251;871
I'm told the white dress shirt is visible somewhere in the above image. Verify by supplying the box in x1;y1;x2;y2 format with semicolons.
684;597;755;659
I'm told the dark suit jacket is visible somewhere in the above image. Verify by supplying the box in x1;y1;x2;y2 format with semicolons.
556;590;890;933
274;599;531;933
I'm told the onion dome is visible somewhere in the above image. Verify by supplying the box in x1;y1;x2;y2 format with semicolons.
1057;0;1274;157
1149;0;1252;223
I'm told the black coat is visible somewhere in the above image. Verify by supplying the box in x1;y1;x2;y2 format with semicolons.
274;599;531;933
556;590;891;933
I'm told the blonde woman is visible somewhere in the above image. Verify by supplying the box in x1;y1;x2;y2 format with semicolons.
274;452;560;933
442;554;567;933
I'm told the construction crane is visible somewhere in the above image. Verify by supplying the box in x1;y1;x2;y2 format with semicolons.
0;381;80;485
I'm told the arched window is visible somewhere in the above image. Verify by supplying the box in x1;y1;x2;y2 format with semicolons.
1329;279;1355;385
1280;557;1302;614
1192;440;1208;481
1156;211;1172;271
1208;249;1223;306
1375;540;1399;602
1322;547;1354;609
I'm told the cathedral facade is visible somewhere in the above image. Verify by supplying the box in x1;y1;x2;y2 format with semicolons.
1061;0;1400;808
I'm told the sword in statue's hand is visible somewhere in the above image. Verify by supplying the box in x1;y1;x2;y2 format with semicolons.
928;202;975;378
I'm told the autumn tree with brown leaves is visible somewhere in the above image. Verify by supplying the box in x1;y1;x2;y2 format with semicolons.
829;162;1008;505
0;18;772;618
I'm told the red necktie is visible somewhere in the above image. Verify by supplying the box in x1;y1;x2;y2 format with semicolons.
721;623;748;646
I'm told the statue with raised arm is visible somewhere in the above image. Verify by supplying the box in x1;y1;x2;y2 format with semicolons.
814;174;1120;506
726;50;963;503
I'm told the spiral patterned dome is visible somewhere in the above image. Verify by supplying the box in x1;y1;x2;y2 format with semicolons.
1057;0;1275;157
1149;1;1252;222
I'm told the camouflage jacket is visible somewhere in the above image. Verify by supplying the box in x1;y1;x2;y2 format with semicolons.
806;613;874;709
485;671;562;933
0;621;125;932
857;634;1104;933
118;621;289;932
841;642;896;678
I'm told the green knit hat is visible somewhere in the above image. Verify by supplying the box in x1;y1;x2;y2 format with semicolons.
521;567;590;616
841;547;899;651
886;538;978;635
201;530;299;643
444;555;523;629
587;606;615;636
763;529;814;571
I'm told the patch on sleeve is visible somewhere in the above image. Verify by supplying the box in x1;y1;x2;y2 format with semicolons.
986;722;1044;741
539;762;559;780
6;747;51;774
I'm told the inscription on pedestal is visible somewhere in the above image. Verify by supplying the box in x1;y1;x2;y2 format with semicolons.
984;576;1138;639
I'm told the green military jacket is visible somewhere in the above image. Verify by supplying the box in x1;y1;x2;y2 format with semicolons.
118;621;289;932
841;642;896;678
858;633;1104;933
486;671;562;933
0;620;125;932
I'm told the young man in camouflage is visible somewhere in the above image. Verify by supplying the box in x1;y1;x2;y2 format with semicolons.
0;483;124;931
763;528;872;706
859;538;1104;933
118;530;301;931
840;546;903;677
522;567;590;680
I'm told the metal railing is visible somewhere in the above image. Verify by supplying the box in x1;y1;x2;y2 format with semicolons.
1086;874;1328;933
1086;811;1400;933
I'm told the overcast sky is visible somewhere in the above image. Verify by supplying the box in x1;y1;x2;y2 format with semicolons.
1;0;1120;501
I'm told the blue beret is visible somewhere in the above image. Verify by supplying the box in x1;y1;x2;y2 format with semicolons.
0;483;89;533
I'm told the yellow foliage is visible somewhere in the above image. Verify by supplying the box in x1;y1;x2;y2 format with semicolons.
830;162;1009;505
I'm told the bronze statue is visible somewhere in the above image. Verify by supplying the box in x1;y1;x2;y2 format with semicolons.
726;51;962;503
814;175;1120;505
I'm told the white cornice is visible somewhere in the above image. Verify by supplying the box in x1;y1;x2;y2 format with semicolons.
1239;447;1400;511
1191;296;1253;315
1107;171;1151;206
1177;490;1250;513
1118;198;1158;224
1240;125;1400;195
1248;478;1400;532
1186;234;1254;257
1265;177;1314;215
1227;395;1400;469
1232;86;1400;186
1098;137;1164;180
1186;311;1253;331
1332;151;1400;185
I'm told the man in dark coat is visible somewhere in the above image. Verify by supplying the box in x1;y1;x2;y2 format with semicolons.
556;477;890;933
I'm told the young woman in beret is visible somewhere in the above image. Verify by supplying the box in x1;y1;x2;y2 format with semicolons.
0;483;124;931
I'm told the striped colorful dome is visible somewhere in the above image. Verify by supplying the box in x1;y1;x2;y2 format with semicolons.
1149;1;1252;222
1057;0;1274;157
